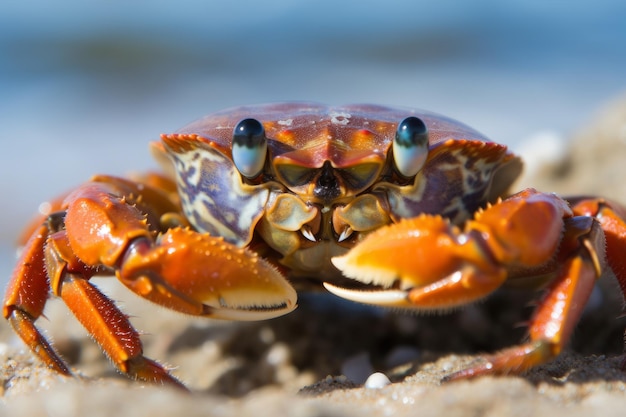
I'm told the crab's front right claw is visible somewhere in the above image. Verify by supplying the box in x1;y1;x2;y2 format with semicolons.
119;228;298;321
328;214;507;310
329;189;605;379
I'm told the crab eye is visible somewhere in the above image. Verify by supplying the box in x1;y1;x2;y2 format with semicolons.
392;116;429;177
233;118;268;178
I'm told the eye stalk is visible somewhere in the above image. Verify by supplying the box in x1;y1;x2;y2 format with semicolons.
393;116;429;177
232;118;268;179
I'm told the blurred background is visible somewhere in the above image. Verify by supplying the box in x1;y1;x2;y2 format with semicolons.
1;0;626;286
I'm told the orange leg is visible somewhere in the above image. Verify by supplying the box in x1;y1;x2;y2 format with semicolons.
570;197;626;300
58;274;185;387
445;217;603;379
5;213;186;388
570;197;626;367
4;223;71;376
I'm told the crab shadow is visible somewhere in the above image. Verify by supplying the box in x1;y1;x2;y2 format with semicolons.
162;277;625;397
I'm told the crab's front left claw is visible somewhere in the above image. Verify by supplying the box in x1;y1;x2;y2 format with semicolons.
119;228;297;321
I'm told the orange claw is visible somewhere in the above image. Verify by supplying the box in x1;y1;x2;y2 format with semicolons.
330;188;608;378
329;189;574;309
4;175;296;388
60;177;296;319
118;228;297;320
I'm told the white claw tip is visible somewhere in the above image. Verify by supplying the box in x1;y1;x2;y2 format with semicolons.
330;254;347;270
322;282;409;307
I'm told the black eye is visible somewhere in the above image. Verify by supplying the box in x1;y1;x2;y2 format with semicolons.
232;118;268;178
393;116;429;177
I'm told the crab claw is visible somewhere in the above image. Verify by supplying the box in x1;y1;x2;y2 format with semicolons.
120;228;297;321
328;214;506;310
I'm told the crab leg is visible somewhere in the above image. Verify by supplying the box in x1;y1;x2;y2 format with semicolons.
570;197;626;299
3;223;72;376
329;189;609;378
444;215;604;379
570;197;626;365
59;274;179;386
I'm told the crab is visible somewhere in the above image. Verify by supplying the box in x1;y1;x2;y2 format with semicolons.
4;103;626;389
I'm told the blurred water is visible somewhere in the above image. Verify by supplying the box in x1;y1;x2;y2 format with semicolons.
1;0;626;285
